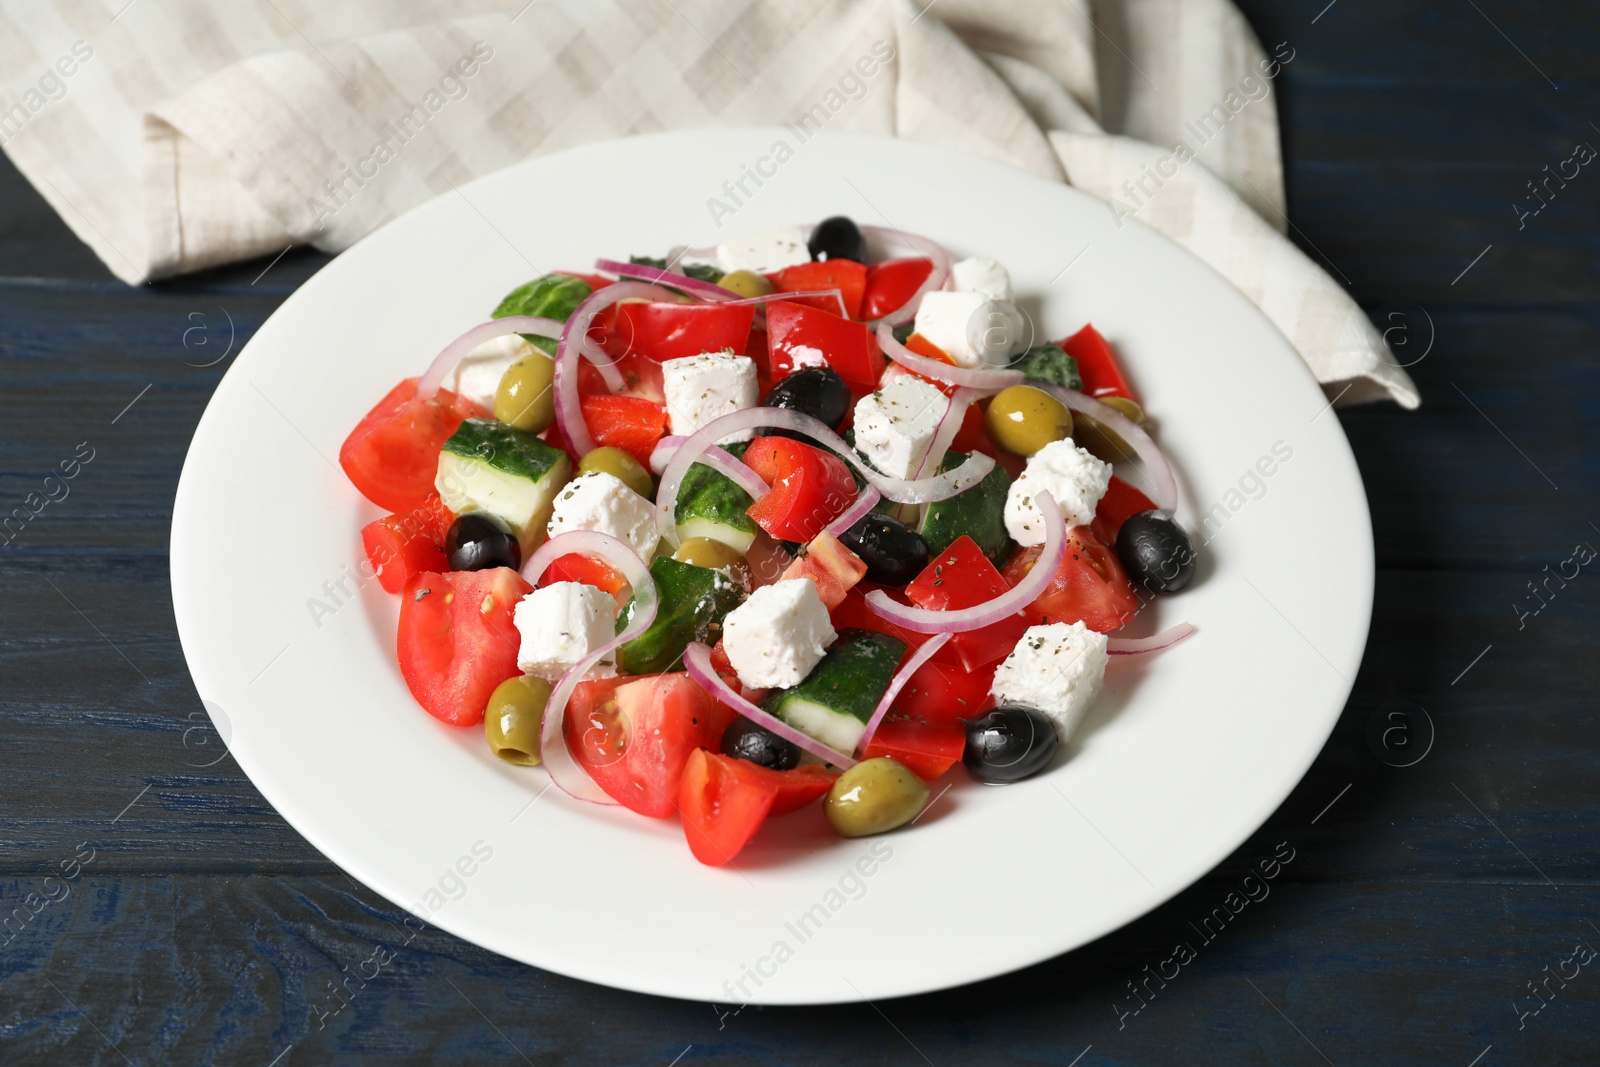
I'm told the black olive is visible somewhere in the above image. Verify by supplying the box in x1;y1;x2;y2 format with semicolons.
807;215;866;263
445;513;520;572
963;706;1059;783
840;512;929;586
722;717;800;771
762;368;852;432
1115;511;1196;594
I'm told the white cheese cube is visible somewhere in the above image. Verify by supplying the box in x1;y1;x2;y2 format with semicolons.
912;290;1026;368
514;582;617;679
722;578;837;689
684;226;813;275
1004;439;1113;544
989;622;1109;740
853;376;949;480
546;471;660;562
444;333;538;410
951;256;1013;301
662;353;759;442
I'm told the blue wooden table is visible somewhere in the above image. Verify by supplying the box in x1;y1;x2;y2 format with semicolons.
2;2;1597;1063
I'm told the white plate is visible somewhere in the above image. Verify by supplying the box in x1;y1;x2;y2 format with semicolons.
172;129;1371;1005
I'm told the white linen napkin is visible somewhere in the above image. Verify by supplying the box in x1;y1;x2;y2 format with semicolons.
0;0;1417;408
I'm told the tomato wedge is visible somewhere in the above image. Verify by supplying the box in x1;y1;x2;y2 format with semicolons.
597;302;755;363
677;751;840;866
397;568;530;726
771;260;867;320
1061;324;1136;403
566;673;734;818
905;536;1029;670
743;435;858;543
362;492;454;594
579;393;667;466
340;378;483;512
861;258;934;321
1002;525;1142;632
780;530;867;609
765;301;883;395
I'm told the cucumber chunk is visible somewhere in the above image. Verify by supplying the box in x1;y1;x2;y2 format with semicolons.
918;450;1012;563
436;418;571;552
674;451;759;553
615;556;745;675
762;628;907;753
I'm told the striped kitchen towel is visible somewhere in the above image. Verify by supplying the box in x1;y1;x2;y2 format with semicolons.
0;0;1417;408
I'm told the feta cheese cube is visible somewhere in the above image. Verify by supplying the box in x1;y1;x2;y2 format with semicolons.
546;471;660;561
989;621;1109;740
722;578;837;689
662;353;759;442
951;256;1013;301
685;226;813;275
853;376;949;479
913;290;1026;368
1004;438;1113;544
443;333;538;410
514;582;617;679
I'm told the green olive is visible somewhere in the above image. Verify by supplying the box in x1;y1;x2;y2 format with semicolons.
824;757;929;838
494;351;556;433
1070;398;1145;463
484;674;550;766
577;446;652;498
673;536;751;586
717;270;774;299
985;385;1072;457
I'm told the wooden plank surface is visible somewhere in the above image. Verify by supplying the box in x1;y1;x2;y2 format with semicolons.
3;0;1598;1062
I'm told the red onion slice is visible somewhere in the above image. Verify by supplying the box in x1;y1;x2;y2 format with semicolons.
519;531;657;805
1034;383;1178;516
555;280;680;457
649;439;770;502
654;408;993;531
854;632;952;754
594;258;734;302
416;315;567;401
683;642;858;769
857;224;950;326
1108;622;1196;655
877;322;1024;390
866;491;1066;633
649;435;688;472
824;486;882;539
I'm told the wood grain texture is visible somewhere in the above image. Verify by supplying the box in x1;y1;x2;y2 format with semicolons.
3;0;1599;1061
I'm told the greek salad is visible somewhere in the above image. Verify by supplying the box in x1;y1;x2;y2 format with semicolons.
340;216;1197;866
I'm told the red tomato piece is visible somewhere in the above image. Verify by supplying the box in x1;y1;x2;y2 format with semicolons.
597;302;755;363
763;763;840;815
397;568;530;727
772;260;867;320
677;749;779;866
579;393;667;466
861;258;934;321
1061;324;1136;403
861;715;966;781
361;492;454;594
1090;475;1157;544
905;536;1030;671
340;378;484;513
567;674;736;818
1002;525;1142;633
540;553;628;596
895;655;996;727
830;585;927;651
743;435;858;543
780;530;867;609
766;301;884;396
577;351;665;405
